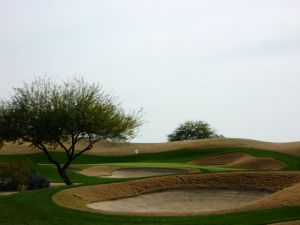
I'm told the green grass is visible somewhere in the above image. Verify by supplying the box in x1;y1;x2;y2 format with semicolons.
0;183;300;225
103;162;239;172
1;147;300;224
33;164;101;183
1;148;299;169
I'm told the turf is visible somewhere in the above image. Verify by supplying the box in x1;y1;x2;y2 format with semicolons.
1;147;300;224
0;183;300;225
0;148;299;170
103;162;239;172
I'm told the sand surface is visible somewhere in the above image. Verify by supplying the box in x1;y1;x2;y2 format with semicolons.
87;188;270;215
53;172;300;215
189;152;286;170
105;167;188;178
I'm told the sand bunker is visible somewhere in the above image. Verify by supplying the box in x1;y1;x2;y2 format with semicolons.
189;152;286;170
78;166;116;177
78;166;189;178
53;172;300;216
87;188;270;215
105;167;188;178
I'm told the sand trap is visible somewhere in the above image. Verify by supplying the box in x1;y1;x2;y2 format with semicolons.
189;152;286;170
105;167;188;178
87;188;270;215
53;172;300;215
78;166;188;178
78;166;116;177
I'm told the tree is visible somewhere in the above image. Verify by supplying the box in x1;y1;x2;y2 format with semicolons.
167;120;222;142
0;77;142;185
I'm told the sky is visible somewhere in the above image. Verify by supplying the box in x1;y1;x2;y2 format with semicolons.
0;0;300;143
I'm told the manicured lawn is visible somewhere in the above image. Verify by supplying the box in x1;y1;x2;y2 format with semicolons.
103;162;239;172
1;148;299;170
0;182;300;225
1;148;300;224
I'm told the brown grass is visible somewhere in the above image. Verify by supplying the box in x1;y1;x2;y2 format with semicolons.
1;138;300;157
189;152;286;170
52;172;300;215
269;220;300;225
244;182;300;210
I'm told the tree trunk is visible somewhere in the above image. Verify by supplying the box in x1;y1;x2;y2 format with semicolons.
57;167;72;185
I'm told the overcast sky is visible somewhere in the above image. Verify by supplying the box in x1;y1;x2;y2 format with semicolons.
1;0;300;143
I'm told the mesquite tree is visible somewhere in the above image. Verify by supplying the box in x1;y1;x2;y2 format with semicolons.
167;120;223;142
0;77;142;185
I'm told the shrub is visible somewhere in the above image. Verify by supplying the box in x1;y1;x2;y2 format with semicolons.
0;159;49;191
28;172;49;190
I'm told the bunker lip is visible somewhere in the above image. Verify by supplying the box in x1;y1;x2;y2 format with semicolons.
52;171;300;216
189;152;286;170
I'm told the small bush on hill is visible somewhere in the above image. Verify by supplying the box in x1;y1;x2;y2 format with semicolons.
167;120;224;142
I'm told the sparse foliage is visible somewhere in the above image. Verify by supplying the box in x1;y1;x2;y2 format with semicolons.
167;120;223;142
0;77;142;185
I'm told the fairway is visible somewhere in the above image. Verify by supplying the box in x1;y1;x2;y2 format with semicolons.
1;141;300;225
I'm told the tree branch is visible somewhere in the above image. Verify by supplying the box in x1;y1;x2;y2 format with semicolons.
34;142;61;169
72;139;99;162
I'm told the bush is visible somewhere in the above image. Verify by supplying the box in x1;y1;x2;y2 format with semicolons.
28;172;49;190
0;159;49;191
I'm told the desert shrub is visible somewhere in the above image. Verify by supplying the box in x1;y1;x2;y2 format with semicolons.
0;159;49;191
28;172;49;190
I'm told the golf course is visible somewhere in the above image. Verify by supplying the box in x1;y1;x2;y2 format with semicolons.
1;138;300;225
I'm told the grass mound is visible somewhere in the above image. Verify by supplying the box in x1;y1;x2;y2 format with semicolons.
189;152;286;170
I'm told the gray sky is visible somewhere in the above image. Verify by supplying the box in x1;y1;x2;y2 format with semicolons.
1;0;300;143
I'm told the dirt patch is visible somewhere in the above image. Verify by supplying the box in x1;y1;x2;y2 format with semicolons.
52;172;300;215
189;152;286;170
87;188;270;215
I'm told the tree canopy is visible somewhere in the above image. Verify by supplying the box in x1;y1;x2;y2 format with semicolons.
167;120;223;142
0;77;142;184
